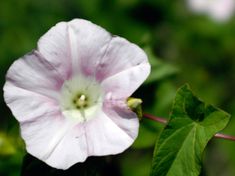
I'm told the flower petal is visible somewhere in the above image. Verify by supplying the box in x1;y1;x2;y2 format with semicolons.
21;113;88;170
4;82;59;122
103;100;139;139
42;124;88;170
208;0;235;21
101;62;150;99
85;110;134;156
67;19;112;77
95;37;149;82
4;51;63;100
37;22;72;80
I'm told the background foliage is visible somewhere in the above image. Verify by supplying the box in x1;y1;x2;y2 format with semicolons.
0;0;235;175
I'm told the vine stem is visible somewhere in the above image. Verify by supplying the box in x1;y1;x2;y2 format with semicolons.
143;113;235;142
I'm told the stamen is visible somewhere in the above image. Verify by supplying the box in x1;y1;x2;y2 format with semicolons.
75;94;87;108
79;95;86;101
74;94;87;121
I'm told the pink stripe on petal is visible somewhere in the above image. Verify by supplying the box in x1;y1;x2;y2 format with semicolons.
102;100;139;139
101;62;150;99
5;51;64;100
38;22;72;80
67;19;112;77
4;80;60;122
95;37;149;82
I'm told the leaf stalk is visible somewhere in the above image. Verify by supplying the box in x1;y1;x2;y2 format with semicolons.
143;113;235;142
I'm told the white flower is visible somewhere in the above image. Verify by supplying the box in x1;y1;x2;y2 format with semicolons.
187;0;235;22
3;19;150;169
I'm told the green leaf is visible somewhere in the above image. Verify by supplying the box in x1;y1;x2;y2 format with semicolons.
150;84;231;176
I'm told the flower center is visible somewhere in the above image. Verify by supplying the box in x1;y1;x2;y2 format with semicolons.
73;94;88;109
59;75;103;123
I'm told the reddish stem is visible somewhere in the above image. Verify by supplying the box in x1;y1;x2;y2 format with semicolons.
143;113;235;142
144;113;168;124
214;133;235;141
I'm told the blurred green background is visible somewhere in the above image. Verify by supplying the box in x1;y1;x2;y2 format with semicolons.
0;0;235;175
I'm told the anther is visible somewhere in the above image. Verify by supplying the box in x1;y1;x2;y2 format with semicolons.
74;94;87;109
79;94;86;101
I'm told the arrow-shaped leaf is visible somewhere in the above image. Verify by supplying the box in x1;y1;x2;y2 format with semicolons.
150;84;230;176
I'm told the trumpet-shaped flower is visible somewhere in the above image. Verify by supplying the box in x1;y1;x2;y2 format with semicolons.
3;19;150;169
187;0;235;22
